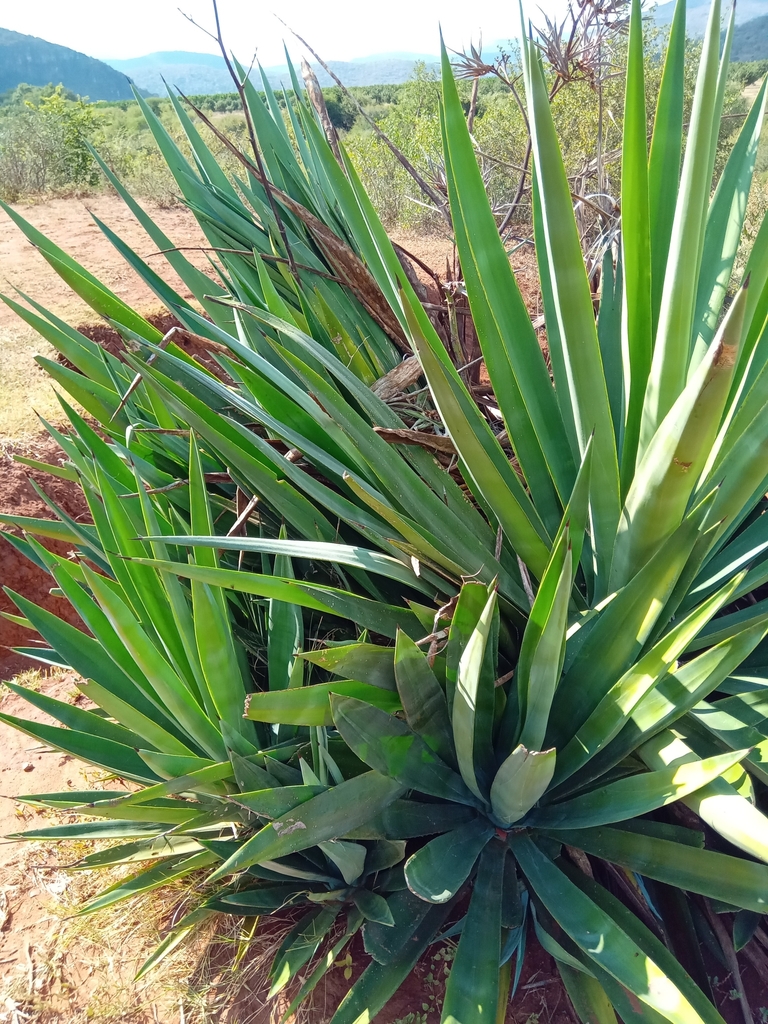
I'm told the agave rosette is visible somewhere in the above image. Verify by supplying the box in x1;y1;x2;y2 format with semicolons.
4;0;768;1019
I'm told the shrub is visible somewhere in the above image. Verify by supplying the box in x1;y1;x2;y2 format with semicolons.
0;84;99;200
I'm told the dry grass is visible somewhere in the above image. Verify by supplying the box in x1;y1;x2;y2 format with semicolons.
0;324;69;441
0;669;312;1024
0;805;302;1024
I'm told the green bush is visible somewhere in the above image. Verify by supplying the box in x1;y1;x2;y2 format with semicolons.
0;84;99;200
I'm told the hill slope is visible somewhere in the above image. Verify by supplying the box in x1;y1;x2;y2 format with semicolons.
730;12;768;60
106;51;440;96
0;27;133;101
652;0;768;35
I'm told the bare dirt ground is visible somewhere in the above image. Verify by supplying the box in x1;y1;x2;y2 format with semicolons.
0;195;209;440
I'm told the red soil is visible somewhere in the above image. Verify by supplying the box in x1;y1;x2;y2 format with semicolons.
0;435;90;680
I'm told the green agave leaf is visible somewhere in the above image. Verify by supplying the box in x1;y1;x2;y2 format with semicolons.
268;531;305;697
1;290;117;389
439;41;574;522
72;835;204;869
187;434;251;734
531;749;748;829
561;943;673;1024
0;200;164;345
518;30;620;587
733;910;761;952
135;905;215;980
208;771;405;881
232;785;326;819
319;839;367;884
693;689;768;783
10;821;170;841
691;78;768;365
138;750;221;781
553;572;746;786
90;214;202;333
569;619;768;793
533;168;581;461
17;791;127;810
612;281;748;588
531;906;591;973
558;964;618;1024
279;909;363;1024
453;586;497;803
518;530;572;751
0;513;82;546
269;907;340;998
352;889;395;926
64;799;203;826
441;839;505;1024
145;533;431;594
639;727;768;861
45;569;194;749
445;581;494;717
400;299;551;579
639;0;723;451
126;355;353;545
91;463;196;683
550;492;717;747
301;642;396;690
85;762;234;812
4;681;140;749
550;825;768;913
12;455;78;482
87;144;229;322
343;799;476;840
619;0;653;488
79;852;217;915
271;330;516;585
246;680;401;727
0;710;159;785
404;818;494;904
81;565;226;761
214;884;313;914
648;0;685;335
490;745;556;826
128;557;423;640
394;629;455;765
35;354;125;428
248;300;494;551
556;857;726;1024
512;833;720;1024
363;889;437;964
331;694;479;807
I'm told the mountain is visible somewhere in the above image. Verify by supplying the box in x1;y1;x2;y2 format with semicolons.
0;27;134;101
729;13;768;59
652;0;768;35
105;50;441;96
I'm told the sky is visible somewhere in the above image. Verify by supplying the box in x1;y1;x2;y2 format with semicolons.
1;0;567;64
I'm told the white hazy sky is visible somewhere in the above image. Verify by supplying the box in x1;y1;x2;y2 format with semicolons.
2;0;567;64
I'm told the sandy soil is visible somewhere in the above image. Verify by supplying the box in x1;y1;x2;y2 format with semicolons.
0;195;209;440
